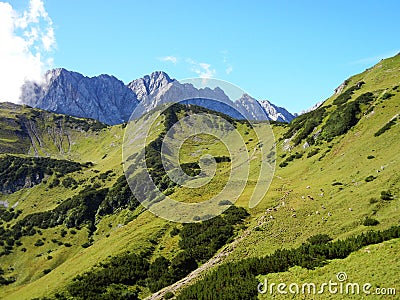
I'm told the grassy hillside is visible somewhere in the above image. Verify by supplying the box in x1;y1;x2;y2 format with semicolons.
0;54;399;299
173;54;400;299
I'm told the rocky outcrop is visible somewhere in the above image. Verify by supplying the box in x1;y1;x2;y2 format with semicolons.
298;100;324;116
21;69;295;124
258;99;295;122
21;69;139;125
128;73;245;119
334;80;348;95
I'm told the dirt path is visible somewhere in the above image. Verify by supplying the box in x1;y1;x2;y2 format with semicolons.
145;185;293;299
144;226;253;300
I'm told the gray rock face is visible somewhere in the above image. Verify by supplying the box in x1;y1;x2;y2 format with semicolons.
298;100;324;116
258;99;295;122
127;71;175;101
334;80;348;95
127;73;245;119
21;68;139;125
21;69;295;124
234;94;294;122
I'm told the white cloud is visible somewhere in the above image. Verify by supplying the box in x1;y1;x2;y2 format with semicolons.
159;55;178;64
225;65;233;75
221;50;233;75
0;0;56;103
187;59;216;79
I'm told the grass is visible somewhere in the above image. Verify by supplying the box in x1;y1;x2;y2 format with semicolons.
258;238;400;299
0;54;399;299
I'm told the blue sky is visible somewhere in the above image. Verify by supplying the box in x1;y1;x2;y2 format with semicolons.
1;0;399;113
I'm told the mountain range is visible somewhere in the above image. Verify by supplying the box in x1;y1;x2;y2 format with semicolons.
21;69;295;124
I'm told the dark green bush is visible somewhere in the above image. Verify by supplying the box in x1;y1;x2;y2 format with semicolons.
307;234;332;245
164;291;174;299
364;217;379;226
382;92;394;100
81;242;90;248
283;107;326;145
369;198;379;204
170;227;180;237
0;155;83;193
218;199;233;206
307;148;320;158
374;117;397;137
332;85;358;105
34;239;44;246
279;161;288;168
365;175;376;182
322;101;360;139
62;177;78;189
381;190;393;200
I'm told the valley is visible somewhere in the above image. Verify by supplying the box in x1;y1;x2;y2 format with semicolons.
0;54;399;299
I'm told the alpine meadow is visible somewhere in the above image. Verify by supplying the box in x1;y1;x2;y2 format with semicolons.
0;50;399;299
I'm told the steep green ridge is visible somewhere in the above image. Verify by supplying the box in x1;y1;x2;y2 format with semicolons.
0;102;108;159
0;54;399;299
0;102;259;299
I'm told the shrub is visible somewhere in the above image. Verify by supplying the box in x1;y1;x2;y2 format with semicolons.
283;106;326;145
43;269;52;275
279;162;288;168
307;148;320;158
81;242;91;248
367;155;375;159
218;200;232;206
164;291;174;299
49;178;60;188
307;234;332;245
381;190;393;200
34;239;45;247
322;101;360;139
170;227;180;237
374;117;397;137
365;175;376;182
363;217;379;226
355;92;375;105
382;92;394;100
332;85;358;105
369;197;379;204
62;177;78;189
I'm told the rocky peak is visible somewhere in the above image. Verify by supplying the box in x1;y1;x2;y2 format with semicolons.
21;69;139;125
20;69;295;124
127;71;174;100
258;99;294;122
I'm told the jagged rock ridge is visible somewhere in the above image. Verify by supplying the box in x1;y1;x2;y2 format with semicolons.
21;69;295;124
21;69;139;125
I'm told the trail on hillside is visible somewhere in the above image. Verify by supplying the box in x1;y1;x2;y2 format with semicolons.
144;195;288;300
144;225;253;300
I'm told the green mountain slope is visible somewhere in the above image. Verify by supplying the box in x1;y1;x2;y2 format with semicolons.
0;54;399;300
